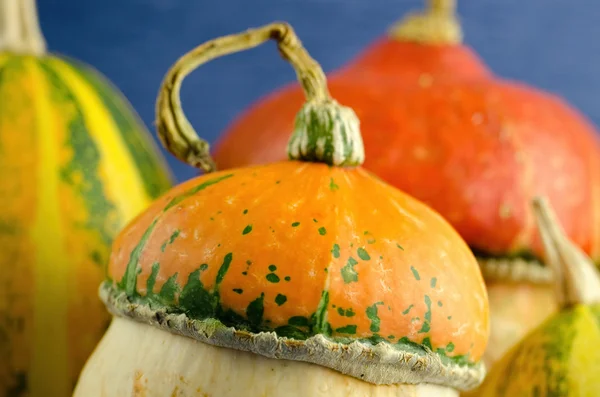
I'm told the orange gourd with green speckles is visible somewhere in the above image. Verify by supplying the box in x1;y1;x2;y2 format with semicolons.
0;1;172;396
212;0;600;368
74;22;489;396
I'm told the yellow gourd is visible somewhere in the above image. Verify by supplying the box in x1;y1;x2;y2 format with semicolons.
473;197;600;396
0;1;172;395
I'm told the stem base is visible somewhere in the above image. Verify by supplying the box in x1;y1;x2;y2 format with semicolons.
388;10;462;45
0;0;46;55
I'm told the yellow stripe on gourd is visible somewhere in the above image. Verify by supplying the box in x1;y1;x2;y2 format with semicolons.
566;307;600;395
45;57;150;222
27;57;70;397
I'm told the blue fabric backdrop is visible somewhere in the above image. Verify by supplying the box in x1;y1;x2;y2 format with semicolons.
37;0;600;183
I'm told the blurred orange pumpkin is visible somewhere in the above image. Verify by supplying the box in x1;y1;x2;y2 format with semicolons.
213;0;492;169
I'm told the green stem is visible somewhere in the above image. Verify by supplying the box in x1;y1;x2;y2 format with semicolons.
155;22;365;171
0;0;46;55
388;0;463;45
532;197;600;308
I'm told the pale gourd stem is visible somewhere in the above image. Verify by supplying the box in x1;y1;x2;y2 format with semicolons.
532;197;600;307
0;0;47;55
430;0;456;14
388;0;463;45
155;22;331;172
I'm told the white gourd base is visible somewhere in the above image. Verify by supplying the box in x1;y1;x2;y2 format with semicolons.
74;317;459;397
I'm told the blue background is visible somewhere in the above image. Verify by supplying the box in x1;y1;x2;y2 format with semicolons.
37;0;600;183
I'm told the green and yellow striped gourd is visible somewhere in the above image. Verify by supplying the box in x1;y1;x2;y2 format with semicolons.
0;1;173;396
474;197;600;396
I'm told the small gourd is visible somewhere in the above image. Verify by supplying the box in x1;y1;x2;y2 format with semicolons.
212;0;600;369
74;22;489;396
473;197;600;396
0;0;173;396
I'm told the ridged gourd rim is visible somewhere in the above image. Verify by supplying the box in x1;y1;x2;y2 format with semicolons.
476;254;600;284
477;256;554;285
100;282;486;391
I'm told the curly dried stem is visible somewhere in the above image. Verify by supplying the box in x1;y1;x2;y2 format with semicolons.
0;0;47;55
388;0;462;45
531;197;600;308
155;22;330;172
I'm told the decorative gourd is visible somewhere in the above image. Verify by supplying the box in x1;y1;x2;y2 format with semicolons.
473;197;600;396
211;0;600;367
73;22;489;396
0;1;173;396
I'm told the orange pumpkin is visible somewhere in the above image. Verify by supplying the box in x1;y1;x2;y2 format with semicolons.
212;0;600;367
74;22;489;396
212;0;492;169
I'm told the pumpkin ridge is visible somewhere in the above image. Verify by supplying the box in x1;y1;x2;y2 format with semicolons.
0;57;33;397
489;308;578;395
117;173;236;295
61;56;174;199
163;172;234;211
40;57;164;233
118;218;159;296
36;60;122;247
310;172;342;336
26;56;70;396
533;310;577;395
508;121;537;251
38;56;150;388
100;282;485;390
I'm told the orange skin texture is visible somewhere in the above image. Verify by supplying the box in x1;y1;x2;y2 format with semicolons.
108;161;489;362
213;40;600;260
337;38;492;83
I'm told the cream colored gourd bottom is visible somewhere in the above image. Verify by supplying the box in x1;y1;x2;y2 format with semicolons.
74;317;458;397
